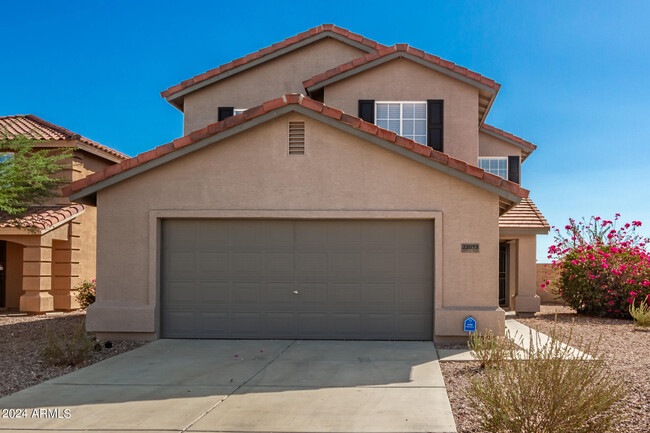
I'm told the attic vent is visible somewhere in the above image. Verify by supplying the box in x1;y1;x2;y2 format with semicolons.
288;121;305;155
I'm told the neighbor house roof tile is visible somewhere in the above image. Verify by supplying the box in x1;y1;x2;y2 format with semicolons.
160;24;386;99
0;204;85;231
302;45;501;92
499;198;549;229
63;94;529;200
0;115;129;160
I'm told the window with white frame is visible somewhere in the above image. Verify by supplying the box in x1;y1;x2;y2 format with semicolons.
234;108;246;115
376;102;427;145
479;157;508;179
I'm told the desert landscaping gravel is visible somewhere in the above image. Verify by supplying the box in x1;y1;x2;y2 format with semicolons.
0;310;145;398
440;305;650;433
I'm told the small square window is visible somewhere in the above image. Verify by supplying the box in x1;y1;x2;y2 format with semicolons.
479;157;508;179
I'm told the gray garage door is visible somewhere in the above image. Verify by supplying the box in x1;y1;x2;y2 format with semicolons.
161;219;433;340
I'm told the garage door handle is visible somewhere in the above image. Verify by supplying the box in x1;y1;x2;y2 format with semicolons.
292;290;300;295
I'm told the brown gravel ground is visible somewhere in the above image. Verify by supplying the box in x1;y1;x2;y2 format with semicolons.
0;310;145;398
439;305;650;433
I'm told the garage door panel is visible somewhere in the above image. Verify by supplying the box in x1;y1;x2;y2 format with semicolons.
329;252;361;276
162;219;433;340
230;283;262;305
197;282;228;304
329;283;362;307
164;281;195;304
197;252;229;275
330;313;362;336
166;252;195;275
265;312;296;336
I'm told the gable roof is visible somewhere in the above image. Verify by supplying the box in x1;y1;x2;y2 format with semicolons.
65;94;528;211
302;44;501;124
160;24;385;110
0;204;85;234
499;197;550;234
481;124;536;161
0;115;129;162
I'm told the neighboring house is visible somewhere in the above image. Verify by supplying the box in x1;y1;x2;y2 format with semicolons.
65;25;549;342
0;115;128;313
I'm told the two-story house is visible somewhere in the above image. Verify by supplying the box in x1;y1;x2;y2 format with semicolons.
65;25;549;342
0;114;128;313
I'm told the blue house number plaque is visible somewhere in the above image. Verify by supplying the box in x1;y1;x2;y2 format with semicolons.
463;316;477;332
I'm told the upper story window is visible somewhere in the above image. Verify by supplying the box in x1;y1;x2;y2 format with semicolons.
233;108;246;116
375;102;427;145
218;107;246;121
479;157;508;179
359;99;443;151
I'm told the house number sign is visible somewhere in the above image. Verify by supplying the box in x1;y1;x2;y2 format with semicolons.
461;243;480;253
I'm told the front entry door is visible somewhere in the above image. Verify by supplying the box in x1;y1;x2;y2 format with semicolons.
0;241;6;308
498;242;509;307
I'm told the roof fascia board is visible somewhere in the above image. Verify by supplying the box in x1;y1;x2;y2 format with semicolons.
165;32;376;105
70;105;523;204
24;140;127;163
499;227;550;235
481;128;534;156
305;52;499;94
479;91;497;127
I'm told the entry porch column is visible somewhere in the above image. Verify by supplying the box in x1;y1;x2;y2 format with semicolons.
512;235;541;313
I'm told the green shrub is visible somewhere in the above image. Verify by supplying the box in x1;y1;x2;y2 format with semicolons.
468;329;509;369
75;279;96;308
467;324;626;433
629;295;650;328
41;320;95;366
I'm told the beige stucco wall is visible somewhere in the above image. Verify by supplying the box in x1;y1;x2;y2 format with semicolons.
536;263;563;304
90;112;503;341
500;234;541;312
323;58;480;165
183;38;367;134
5;241;24;309
479;132;522;160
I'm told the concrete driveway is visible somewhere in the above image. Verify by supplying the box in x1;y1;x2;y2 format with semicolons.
0;340;456;433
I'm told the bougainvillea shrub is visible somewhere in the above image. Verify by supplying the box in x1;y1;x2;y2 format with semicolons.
544;215;650;318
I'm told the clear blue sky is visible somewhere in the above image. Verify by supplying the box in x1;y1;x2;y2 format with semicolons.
2;1;648;261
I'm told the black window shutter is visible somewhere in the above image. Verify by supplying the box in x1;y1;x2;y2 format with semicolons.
508;155;521;184
358;100;375;123
427;100;443;152
218;107;234;121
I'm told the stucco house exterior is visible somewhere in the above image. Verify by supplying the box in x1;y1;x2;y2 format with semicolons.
0;115;128;313
65;25;549;342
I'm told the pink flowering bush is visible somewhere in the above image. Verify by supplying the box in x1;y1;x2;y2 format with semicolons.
545;214;650;318
75;279;96;309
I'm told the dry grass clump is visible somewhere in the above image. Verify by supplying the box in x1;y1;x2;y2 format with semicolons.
467;325;626;433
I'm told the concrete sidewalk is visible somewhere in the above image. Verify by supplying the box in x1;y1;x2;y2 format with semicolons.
0;339;457;433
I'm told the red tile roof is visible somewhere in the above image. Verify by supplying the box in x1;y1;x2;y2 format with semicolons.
0;204;85;231
499;198;549;230
0;115;129;160
302;44;501;92
64;94;529;200
160;24;386;100
482;124;537;151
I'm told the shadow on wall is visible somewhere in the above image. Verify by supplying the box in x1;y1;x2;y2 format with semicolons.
537;263;564;304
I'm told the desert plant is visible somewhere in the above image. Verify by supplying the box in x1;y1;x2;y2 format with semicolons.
75;279;96;308
467;324;626;433
41;320;95;366
629;295;650;328
545;215;650;318
468;329;509;368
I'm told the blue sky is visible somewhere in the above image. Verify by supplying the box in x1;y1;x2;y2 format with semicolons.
2;1;648;260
